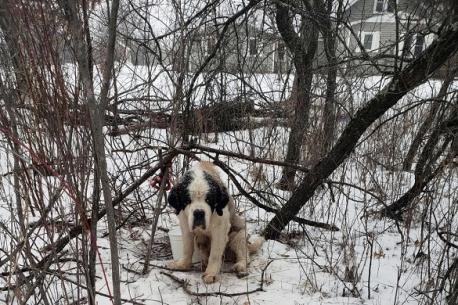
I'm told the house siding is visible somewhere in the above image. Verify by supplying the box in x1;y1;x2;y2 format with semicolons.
345;21;400;75
345;0;414;23
342;0;437;76
345;0;377;23
349;22;397;49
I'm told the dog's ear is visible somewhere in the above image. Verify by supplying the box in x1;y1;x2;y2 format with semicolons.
168;186;182;214
203;173;229;216
215;186;229;216
168;183;189;214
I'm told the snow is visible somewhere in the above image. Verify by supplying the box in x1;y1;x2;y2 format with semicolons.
2;0;457;302
1;65;457;305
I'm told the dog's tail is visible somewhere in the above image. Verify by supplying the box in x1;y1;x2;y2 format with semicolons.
247;236;265;254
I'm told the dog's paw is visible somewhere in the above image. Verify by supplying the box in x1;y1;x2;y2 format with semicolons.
202;272;218;284
232;261;247;274
167;260;191;270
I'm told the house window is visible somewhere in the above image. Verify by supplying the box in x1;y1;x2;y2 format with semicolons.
374;0;396;13
414;34;425;57
387;0;396;12
363;34;374;50
249;38;257;56
357;32;379;52
402;33;425;57
375;0;385;13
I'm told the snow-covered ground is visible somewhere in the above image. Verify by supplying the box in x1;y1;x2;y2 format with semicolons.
0;67;457;305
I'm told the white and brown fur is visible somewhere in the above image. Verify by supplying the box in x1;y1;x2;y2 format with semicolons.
167;161;264;283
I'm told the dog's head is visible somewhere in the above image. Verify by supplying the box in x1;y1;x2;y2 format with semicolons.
168;164;229;232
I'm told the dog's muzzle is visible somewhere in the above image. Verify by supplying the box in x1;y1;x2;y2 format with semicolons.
192;209;206;230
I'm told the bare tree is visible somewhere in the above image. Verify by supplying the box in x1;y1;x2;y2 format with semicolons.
318;0;343;155
276;0;319;190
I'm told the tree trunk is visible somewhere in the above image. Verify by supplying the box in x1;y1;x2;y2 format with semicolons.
320;0;340;155
59;1;122;304
88;160;100;305
80;2;98;303
321;45;338;155
262;23;458;240
278;70;314;189
276;2;318;190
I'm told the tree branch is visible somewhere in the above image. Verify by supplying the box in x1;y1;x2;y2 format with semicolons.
262;18;458;240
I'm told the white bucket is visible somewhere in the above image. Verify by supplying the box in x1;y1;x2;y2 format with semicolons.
168;227;201;263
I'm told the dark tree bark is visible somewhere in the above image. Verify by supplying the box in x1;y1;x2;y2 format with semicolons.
79;2;98;303
88;163;100;305
277;1;319;190
262;20;458;240
319;0;342;156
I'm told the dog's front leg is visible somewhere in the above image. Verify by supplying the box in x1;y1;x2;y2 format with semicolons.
203;219;230;284
168;212;194;270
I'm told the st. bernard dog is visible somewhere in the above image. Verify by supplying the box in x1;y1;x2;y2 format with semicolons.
167;161;264;283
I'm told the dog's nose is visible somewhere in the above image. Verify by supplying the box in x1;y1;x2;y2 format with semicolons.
192;209;206;229
193;209;205;220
